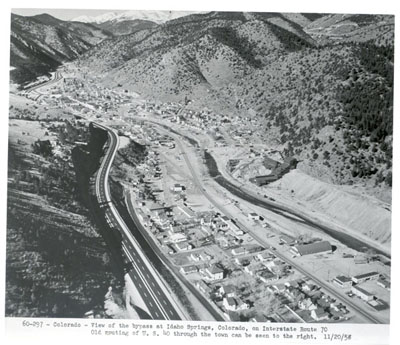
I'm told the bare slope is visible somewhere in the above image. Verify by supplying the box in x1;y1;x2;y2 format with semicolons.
10;13;112;85
271;170;391;250
6;116;123;317
93;19;158;36
72;11;393;200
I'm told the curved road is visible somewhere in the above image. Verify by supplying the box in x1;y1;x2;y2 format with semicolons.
25;71;63;93
92;122;182;320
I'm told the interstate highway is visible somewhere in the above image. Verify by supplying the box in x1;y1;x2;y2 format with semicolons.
92;121;181;320
25;71;63;92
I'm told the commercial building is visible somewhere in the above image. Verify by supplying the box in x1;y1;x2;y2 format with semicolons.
290;241;332;256
351;285;375;302
250;174;278;186
352;272;380;284
279;234;297;246
247;212;259;221
332;276;353;289
377;278;391;291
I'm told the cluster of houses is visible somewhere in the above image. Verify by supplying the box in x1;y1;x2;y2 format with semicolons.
135;204;205;253
136;191;249;256
146;100;265;149
194;270;351;323
268;279;350;323
196;279;251;321
59;77;132;112
243;251;293;283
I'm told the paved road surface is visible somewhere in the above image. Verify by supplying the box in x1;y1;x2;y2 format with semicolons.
25;71;63;93
93;122;181;320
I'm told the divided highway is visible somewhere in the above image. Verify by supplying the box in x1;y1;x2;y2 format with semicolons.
92;122;182;320
25;71;63;93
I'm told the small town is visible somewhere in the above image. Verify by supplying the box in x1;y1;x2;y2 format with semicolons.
10;67;390;324
7;9;393;336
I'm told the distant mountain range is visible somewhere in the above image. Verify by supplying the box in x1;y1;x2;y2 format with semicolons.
10;10;199;84
91;19;158;36
9;10;394;192
71;10;198;24
70;10;393;191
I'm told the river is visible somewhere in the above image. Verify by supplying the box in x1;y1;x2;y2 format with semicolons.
204;151;391;261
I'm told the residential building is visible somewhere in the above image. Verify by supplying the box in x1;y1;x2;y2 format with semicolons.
257;251;274;261
177;204;195;218
230;222;244;236
235;257;251;266
205;265;224;281
271;284;286;293
223;297;249;312
219;285;236;298
311;308;330;321
232;247;246;256
175;241;192;251
201;225;212;235
223;297;237;311
258;269;279;283
298;298;317;311
196;280;211;294
169;233;187;243
180;265;198;275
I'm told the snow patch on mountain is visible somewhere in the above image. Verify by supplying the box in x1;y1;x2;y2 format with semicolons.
71;10;198;24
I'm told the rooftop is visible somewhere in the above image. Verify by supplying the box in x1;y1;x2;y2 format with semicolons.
334;275;352;283
293;241;332;256
352;285;374;296
353;271;379;280
208;265;224;274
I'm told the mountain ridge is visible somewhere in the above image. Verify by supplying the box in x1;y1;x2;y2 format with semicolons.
10;13;113;85
70;11;393;196
71;10;200;24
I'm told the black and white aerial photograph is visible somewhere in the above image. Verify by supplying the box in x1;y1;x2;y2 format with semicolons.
6;4;394;326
